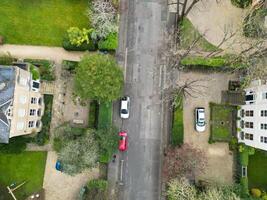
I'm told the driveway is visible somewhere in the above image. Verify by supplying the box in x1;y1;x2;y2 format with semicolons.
179;70;237;184
43;151;99;200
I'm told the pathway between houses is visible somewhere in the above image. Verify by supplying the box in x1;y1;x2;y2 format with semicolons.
187;0;267;53
0;44;95;200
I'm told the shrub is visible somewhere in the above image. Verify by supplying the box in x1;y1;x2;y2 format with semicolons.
231;0;252;8
241;177;249;196
262;194;267;200
0;136;31;153
67;27;92;47
229;137;238;151
84;179;108;200
0;35;4;45
98;32;118;51
30;64;40;80
243;8;267;38
0;52;14;65
62;60;78;72
251;188;261;198
62;34;96;51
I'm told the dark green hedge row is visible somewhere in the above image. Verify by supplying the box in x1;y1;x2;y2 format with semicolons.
231;0;252;8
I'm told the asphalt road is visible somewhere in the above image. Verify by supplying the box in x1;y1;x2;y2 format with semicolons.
114;0;167;199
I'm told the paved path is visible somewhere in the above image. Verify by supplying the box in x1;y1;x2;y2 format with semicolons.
187;0;266;53
115;0;167;199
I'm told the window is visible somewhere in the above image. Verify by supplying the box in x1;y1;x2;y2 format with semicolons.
261;110;267;117
28;121;35;128
31;97;37;104
245;133;253;140
17;122;24;131
241;109;245;117
18;109;26;117
245;110;254;117
240;131;244;140
263;92;267;100
261;123;267;130
260;136;267;143
240;120;244;128
19;96;27;104
245;122;253;128
38;98;42;105
29;109;36;116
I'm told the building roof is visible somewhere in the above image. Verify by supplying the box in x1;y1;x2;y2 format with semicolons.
0;66;16;143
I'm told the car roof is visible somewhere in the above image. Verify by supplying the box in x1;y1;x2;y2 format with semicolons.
121;100;128;109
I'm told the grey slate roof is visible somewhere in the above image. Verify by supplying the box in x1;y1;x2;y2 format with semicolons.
0;66;16;143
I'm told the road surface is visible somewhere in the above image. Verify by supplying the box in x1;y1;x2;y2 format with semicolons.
115;0;168;199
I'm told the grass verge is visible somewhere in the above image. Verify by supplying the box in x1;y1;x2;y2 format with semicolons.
97;102;112;129
171;104;184;146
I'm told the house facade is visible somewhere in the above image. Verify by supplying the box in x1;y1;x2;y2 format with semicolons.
0;65;44;143
237;80;267;151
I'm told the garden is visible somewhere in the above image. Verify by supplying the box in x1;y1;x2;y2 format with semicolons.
209;103;236;143
0;151;47;200
0;0;88;46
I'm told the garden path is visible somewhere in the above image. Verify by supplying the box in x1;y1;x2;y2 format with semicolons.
187;0;266;53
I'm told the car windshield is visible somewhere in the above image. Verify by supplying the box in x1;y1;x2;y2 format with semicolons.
198;120;205;126
121;109;128;114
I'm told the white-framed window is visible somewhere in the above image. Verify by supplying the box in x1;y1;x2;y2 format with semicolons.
260;123;267;130
245;133;253;140
29;109;36;116
19;96;27;104
245;122;253;128
28;121;35;128
261;110;267;117
17;122;24;131
31;97;37;104
18;109;26;117
260;136;267;143
263;92;267;100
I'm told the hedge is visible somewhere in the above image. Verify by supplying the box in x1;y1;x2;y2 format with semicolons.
62;34;96;51
98;32;118;51
231;0;252;8
241;177;249;196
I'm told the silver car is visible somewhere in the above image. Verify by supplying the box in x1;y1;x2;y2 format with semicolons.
195;107;206;132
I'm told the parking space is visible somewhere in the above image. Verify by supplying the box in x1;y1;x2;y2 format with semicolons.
178;70;237;184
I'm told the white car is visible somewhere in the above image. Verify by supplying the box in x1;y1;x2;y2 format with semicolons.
195;107;206;132
120;96;130;119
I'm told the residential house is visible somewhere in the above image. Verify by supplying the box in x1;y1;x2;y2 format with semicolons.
237;80;267;151
0;65;44;143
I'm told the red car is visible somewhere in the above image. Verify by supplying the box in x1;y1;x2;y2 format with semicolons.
119;131;128;151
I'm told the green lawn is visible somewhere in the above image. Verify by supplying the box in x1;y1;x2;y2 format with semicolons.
180;18;220;52
89;100;98;129
171;105;184;146
97;102;113;129
0;151;47;200
210;103;235;142
248;150;267;190
0;0;88;46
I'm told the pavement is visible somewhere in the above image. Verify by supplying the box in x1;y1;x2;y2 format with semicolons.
110;0;168;200
179;70;237;184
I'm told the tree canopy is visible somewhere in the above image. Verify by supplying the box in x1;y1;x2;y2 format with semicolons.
74;53;123;102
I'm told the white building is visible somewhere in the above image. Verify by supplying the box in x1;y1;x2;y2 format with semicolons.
0;64;44;143
237;80;267;151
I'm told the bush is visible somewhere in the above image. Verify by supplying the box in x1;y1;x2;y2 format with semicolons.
67;27;92;47
62;34;96;51
0;136;31;153
30;64;40;80
243;8;267;38
0;52;14;65
231;0;252;8
98;32;118;51
84;179;108;200
251;188;261;198
240;146;249;166
262;194;267;200
62;60;79;72
241;177;249;196
229;137;238;151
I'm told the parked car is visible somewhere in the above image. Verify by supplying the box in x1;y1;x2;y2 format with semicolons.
119;131;128;151
195;107;206;132
120;96;130;119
